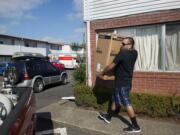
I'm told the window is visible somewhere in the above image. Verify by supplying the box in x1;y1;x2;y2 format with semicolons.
135;26;161;71
114;23;180;71
11;39;15;45
59;46;62;50
117;25;161;71
0;41;4;44
24;40;37;47
25;41;29;47
51;45;59;50
0;56;11;62
45;62;57;72
165;24;180;71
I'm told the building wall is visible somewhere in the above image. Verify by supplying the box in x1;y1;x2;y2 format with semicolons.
0;44;46;56
0;37;13;45
84;0;180;21
37;42;48;48
0;35;64;57
62;45;72;53
0;35;84;62
89;9;180;96
61;44;85;56
14;39;24;46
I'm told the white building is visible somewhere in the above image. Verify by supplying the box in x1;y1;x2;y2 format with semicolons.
0;34;85;62
62;44;85;56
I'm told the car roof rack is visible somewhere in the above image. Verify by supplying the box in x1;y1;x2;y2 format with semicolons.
12;52;47;60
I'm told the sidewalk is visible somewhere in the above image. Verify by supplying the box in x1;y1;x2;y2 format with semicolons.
37;100;180;135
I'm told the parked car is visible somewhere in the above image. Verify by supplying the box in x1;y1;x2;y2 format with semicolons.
3;52;68;93
0;87;36;135
51;61;65;70
0;62;10;75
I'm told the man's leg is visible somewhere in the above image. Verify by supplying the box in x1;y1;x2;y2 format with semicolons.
99;101;117;124
119;87;141;133
111;102;121;114
107;102;121;116
99;88;121;124
126;105;139;128
107;90;122;117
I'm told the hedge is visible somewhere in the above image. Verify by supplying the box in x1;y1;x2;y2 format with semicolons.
73;64;86;84
74;83;180;117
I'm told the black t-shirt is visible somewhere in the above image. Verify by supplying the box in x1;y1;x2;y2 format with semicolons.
113;48;138;87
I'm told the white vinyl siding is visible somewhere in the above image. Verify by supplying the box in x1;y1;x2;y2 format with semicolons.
84;0;180;21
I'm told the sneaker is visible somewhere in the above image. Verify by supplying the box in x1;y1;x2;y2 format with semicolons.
98;112;111;124
123;125;141;133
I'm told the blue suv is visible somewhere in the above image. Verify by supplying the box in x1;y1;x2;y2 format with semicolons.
3;52;68;93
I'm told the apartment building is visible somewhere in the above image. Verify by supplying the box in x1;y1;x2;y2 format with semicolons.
0;34;85;62
84;0;180;96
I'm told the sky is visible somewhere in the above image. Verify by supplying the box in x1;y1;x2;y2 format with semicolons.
0;0;85;44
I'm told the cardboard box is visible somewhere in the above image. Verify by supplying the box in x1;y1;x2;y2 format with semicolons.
95;34;124;80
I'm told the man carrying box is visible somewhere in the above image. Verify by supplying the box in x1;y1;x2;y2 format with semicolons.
99;37;141;133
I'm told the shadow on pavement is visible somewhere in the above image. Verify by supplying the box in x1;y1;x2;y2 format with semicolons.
36;112;54;133
117;115;132;127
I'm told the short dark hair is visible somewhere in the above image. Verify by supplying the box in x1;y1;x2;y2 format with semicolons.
124;37;135;49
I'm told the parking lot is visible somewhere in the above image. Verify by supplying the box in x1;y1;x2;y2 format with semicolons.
0;70;74;110
0;70;107;135
35;70;74;109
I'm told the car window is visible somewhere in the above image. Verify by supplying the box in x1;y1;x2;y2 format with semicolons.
26;60;48;76
32;61;43;73
9;62;25;74
45;61;58;72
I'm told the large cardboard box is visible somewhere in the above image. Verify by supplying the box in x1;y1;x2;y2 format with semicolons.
95;34;124;80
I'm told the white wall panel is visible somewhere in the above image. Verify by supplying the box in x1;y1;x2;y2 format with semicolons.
84;0;180;21
0;44;46;56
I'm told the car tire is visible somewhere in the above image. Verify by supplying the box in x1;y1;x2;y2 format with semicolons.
61;74;67;85
33;79;44;93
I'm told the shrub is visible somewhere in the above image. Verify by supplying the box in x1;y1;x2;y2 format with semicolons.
74;84;98;108
73;64;86;84
74;83;180;117
130;93;174;117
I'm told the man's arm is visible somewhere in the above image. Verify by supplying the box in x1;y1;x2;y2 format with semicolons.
102;62;116;75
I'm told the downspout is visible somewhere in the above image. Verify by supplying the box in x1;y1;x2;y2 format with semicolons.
86;21;92;86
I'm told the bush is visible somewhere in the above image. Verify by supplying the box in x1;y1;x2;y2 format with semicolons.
74;83;180;117
73;64;86;84
74;84;98;108
130;93;174;117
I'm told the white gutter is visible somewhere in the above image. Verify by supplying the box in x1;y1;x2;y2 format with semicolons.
86;21;92;86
